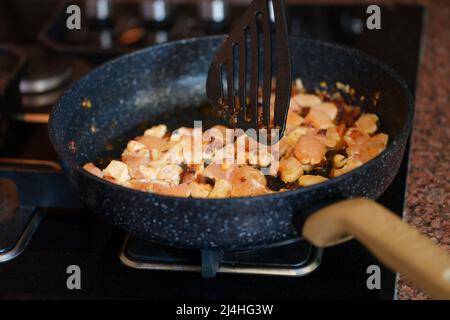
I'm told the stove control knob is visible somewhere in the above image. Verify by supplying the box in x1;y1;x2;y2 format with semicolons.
141;0;170;24
86;0;112;21
198;0;229;24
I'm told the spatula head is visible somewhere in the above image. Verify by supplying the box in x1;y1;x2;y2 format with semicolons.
206;0;291;144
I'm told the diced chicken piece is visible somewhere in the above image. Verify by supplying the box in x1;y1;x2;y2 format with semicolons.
170;127;193;141
203;162;237;181
147;181;168;192
150;182;191;197
289;98;301;113
311;102;338;120
126;140;147;152
144;124;167;138
278;138;292;158
181;163;205;183
278;157;303;183
333;154;347;168
355;113;379;135
180;163;205;184
208;179;232;198
128;179;153;192
343;128;370;147
231;165;266;185
203;130;233;163
204;125;230;146
119;180;134;188
247;148;273;167
202;145;215;163
325;126;341;147
138;165;160;181
104;175;120;185
332;157;363;177
160;139;187;165
167;183;191;197
83;162;103;178
103;160;130;183
212;143;235;163
313;127;341;148
150;149;161;161
373;132;388;145
304;108;334;129
166;134;199;164
235;133;269;156
157;164;183;184
122;148;151;179
147;159;167;168
298;175;328;187
136;135;168;151
190;182;213;198
346;133;388;163
279;126;314;157
294;135;327;165
292;93;322;107
230;166;267;197
285;111;304;134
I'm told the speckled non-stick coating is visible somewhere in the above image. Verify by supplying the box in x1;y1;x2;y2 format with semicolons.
48;36;414;250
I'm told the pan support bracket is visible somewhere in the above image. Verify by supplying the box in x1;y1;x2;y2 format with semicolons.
201;250;223;278
0;159;80;263
120;235;323;278
0;203;44;263
0;175;44;263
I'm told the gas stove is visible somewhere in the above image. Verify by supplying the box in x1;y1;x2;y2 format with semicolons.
0;1;424;299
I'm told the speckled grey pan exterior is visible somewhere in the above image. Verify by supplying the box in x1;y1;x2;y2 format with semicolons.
48;36;414;250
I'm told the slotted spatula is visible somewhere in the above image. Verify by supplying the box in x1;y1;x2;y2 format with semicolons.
206;0;291;143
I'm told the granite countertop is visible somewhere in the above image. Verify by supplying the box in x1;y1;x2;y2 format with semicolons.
282;0;449;300
397;0;450;300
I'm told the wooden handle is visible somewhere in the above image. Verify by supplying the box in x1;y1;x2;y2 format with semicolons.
302;198;450;299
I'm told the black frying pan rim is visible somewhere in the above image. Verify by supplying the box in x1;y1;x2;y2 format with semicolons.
48;35;414;203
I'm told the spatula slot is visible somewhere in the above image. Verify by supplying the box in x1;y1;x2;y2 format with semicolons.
243;26;253;123
231;42;240;108
219;63;228;107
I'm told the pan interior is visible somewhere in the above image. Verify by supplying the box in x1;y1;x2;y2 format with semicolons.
50;36;411;170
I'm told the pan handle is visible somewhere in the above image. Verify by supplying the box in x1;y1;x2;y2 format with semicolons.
302;198;450;299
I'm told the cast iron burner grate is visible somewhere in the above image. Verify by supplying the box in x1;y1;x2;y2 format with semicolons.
120;236;322;278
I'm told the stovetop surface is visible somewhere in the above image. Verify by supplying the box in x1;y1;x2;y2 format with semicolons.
0;2;424;299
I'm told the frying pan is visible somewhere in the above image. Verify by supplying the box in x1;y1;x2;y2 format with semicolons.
48;36;450;298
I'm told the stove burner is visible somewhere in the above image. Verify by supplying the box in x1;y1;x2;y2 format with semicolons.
120;236;322;278
20;67;71;95
16;50;91;110
19;48;72;95
21;88;65;109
